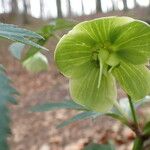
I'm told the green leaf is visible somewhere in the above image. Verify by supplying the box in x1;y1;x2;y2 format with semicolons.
0;65;18;150
50;18;76;31
57;111;102;128
30;100;87;112
23;25;53;60
9;42;25;60
70;72;117;112
0;23;43;39
113;63;150;101
23;19;75;60
0;23;47;50
132;137;143;150
23;52;48;73
84;143;115;150
143;121;150;135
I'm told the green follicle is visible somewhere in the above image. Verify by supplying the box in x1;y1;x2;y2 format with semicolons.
106;53;120;67
98;48;109;62
92;44;120;88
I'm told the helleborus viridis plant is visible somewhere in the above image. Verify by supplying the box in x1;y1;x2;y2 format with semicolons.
31;17;150;149
54;16;150;113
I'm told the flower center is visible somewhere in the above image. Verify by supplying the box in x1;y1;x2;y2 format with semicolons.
92;44;120;69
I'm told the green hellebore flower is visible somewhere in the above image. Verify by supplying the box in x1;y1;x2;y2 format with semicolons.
54;16;150;112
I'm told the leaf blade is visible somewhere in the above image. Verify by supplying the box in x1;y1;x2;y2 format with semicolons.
31;100;87;112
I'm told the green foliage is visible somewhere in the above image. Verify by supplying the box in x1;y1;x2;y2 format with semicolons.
31;100;87;112
22;52;48;73
55;16;150;112
9;42;25;60
83;143;115;150
0;22;47;50
31;100;102;127
143;121;150;135
31;99;131;128
0;22;49;150
57;111;102;128
0;66;18;150
49;18;76;31
133;137;143;150
9;19;76;73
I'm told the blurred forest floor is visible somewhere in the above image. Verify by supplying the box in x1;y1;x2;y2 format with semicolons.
0;7;150;150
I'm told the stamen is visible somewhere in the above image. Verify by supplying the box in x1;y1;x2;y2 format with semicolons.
97;54;103;88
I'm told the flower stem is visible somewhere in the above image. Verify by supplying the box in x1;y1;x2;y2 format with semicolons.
128;95;138;127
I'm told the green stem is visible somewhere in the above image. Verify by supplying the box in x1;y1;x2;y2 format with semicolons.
133;137;143;150
127;96;144;150
128;95;138;128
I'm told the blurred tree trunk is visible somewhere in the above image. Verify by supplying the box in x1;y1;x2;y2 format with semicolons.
96;0;102;13
56;0;63;18
149;0;150;14
67;0;72;16
81;0;85;15
1;0;5;13
122;0;128;11
40;0;44;18
134;0;138;8
111;0;115;11
27;0;31;15
22;0;29;24
11;0;18;15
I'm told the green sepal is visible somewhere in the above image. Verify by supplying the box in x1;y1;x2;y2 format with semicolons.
70;71;117;112
113;63;150;101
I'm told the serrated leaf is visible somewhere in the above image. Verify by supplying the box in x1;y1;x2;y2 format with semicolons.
0;23;43;39
57;111;102;128
23;25;53;60
23;19;75;61
23;52;48;73
9;42;25;60
0;23;47;50
0;65;18;150
31;100;87;112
